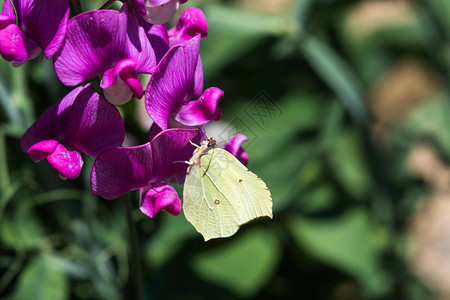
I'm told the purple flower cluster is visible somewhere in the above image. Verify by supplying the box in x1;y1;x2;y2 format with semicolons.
2;0;249;219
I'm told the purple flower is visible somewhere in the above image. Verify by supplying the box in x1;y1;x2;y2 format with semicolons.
168;7;208;46
140;182;180;218
130;0;189;25
223;134;249;166
53;5;169;105
168;7;208;98
91;128;200;217
0;0;69;66
21;84;125;179
145;36;223;132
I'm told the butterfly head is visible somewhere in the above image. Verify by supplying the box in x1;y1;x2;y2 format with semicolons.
206;137;216;148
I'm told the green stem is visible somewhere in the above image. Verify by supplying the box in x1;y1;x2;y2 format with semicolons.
123;194;143;300
8;0;19;25
0;129;9;195
99;0;116;10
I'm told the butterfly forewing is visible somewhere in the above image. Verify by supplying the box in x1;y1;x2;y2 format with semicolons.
183;147;272;241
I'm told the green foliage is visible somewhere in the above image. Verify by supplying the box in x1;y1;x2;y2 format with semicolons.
191;227;280;297
0;0;446;299
12;256;69;300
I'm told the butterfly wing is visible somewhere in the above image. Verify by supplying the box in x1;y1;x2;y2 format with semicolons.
183;148;272;241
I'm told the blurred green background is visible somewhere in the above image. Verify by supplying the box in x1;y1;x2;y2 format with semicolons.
2;0;450;299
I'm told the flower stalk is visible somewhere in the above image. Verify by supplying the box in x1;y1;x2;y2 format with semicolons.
123;194;144;300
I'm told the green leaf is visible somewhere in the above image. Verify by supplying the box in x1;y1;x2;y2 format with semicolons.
12;256;68;300
288;209;389;295
328;129;372;200
300;36;367;125
1;206;46;250
190;227;280;297
289;209;376;277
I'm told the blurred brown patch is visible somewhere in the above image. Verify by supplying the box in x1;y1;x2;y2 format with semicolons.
408;142;450;298
238;0;293;14
346;0;415;37
408;142;450;190
370;58;442;142
410;193;450;298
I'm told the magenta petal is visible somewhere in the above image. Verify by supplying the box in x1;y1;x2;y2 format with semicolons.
28;140;83;179
2;0;69;59
223;134;249;166
27;140;59;162
45;143;83;179
21;84;124;157
168;8;208;46
0;19;41;66
91;143;155;199
175;87;223;127
122;3;169;74
118;61;143;99
145;36;200;130
150;128;201;179
100;68;115;89
139;182;181;218
192;56;203;98
148;122;163;141
91;128;199;199
54;10;127;86
131;0;147;15
100;58;143;102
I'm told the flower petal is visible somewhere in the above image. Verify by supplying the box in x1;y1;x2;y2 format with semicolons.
45;143;83;179
145;35;200;130
139;182;181;218
21;84;124;157
27;140;59;162
90;143;154;199
142;0;179;25
91;128;199;199
150;128;201;180
28;141;83;179
2;0;70;58
100;58;142;103
122;3;169;74
223;134;249;166
168;7;208;46
148;122;163;141
0;16;41;66
192;55;203;98
174;87;223;127
54;10;127;86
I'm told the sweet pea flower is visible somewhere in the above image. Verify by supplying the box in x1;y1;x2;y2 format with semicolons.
223;134;249;166
130;0;188;25
91;128;200;218
21;84;124;179
54;5;169;105
0;0;69;66
168;7;208;98
145;36;223;133
168;7;208;46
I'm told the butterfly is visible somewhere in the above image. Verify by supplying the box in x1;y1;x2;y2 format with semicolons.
183;138;273;241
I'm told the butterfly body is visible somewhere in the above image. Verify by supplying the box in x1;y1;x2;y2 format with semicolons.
183;140;273;241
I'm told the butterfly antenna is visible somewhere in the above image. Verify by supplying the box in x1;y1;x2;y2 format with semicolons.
172;160;192;165
215;131;243;147
188;139;201;148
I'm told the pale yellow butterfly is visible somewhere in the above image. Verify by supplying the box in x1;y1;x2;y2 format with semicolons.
183;138;273;241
